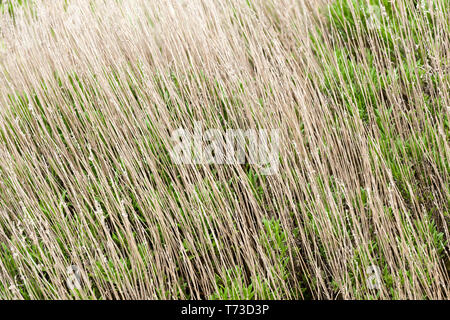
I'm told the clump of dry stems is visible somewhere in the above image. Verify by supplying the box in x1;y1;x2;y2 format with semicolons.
0;0;448;299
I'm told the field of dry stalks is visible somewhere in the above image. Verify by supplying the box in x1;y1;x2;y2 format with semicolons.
0;0;448;299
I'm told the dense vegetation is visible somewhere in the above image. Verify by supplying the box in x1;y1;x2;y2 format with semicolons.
0;0;448;299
